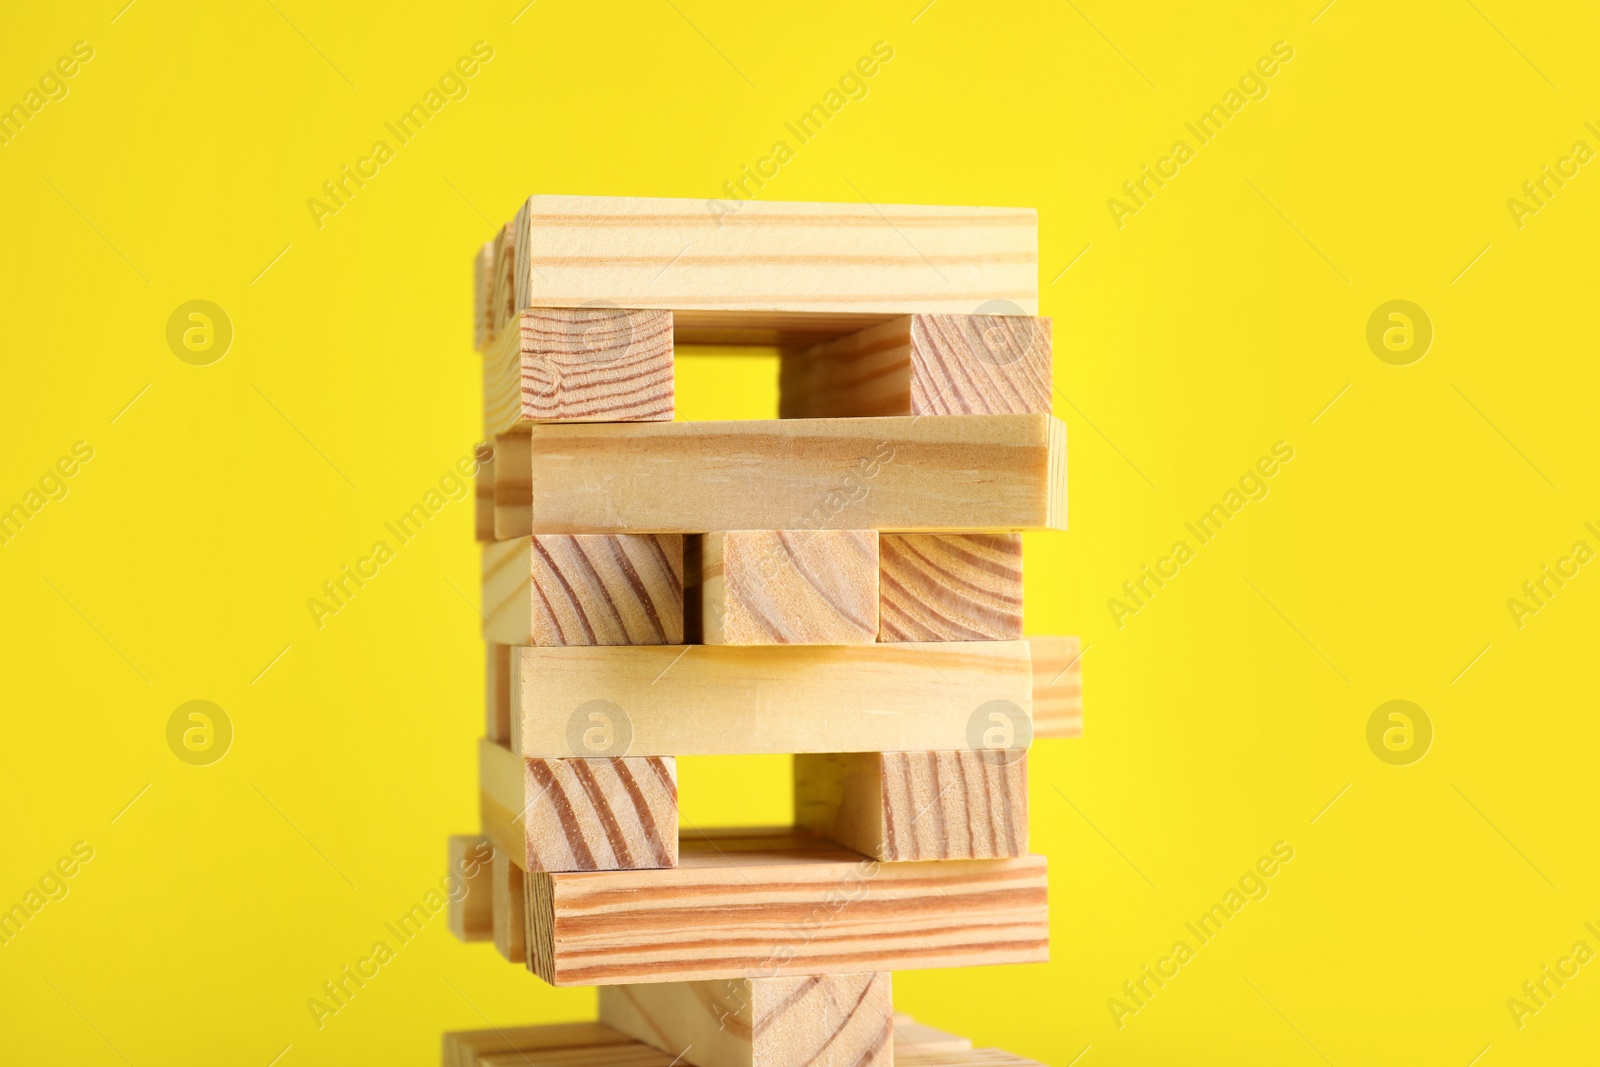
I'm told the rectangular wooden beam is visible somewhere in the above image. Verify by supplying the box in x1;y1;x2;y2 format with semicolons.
474;441;497;543
492;432;532;540
446;834;496;943
892;1015;974;1054
492;851;526;963
794;751;1028;861
484;308;674;433
700;531;878;645
513;641;1031;757
486;643;511;745
480;738;678;872
524;828;1048;985
483;535;684;646
598;973;891;1067
779;315;1052;418
442;1022;639;1067
508;414;1065;536
1028;635;1083;739
879;533;1023;641
474;238;495;352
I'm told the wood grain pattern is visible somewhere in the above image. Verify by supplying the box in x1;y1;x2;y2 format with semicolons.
507;414;1066;536
484;308;674;433
492;432;532;540
523;827;1048;985
512;642;1031;757
447;834;496;943
492;851;526;963
486;643;511;745
794;751;1028;861
474;440;496;542
484;195;1036;350
908;1051;1046;1067
779;315;1052;418
442;1022;639;1067
598;973;892;1067
891;1015;973;1054
480;738;678;872
484;535;684;646
878;534;1023;641
1028;635;1082;739
700;531;878;645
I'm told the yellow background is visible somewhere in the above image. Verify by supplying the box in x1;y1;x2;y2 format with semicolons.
3;1;1597;1063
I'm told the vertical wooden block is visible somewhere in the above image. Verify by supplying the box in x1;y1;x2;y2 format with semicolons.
699;531;878;645
492;851;527;963
447;834;496;943
492;432;531;541
794;750;1027;860
486;643;512;745
480;739;679;872
779;314;1052;418
878;534;1023;641
473;441;497;543
598;973;892;1067
474;239;496;352
1029;635;1082;739
483;534;684;646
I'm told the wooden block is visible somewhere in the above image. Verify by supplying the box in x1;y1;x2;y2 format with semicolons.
512;642;1031;757
446;834;496;943
474;239;496;352
492;432;532;540
474;441;497;543
485;195;1036;348
486;644;511;745
878;534;1023;641
484;308;674;433
700;531;877;645
598;973;892;1067
477;1046;676;1067
442;1022;636;1067
512;414;1065;536
779;315;1052;418
484;535;684;646
1029;635;1082;739
891;1015;973;1054
524;827;1048;985
794;751;1028;861
480;738;678;872
912;1052;1046;1067
492;851;526;963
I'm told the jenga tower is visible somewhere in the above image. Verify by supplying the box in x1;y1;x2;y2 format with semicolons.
446;195;1082;1067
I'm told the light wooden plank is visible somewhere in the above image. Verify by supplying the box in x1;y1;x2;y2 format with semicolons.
779;315;1051;418
474;440;496;543
510;414;1065;536
442;1022;637;1067
480;738;678;872
524;827;1048;985
795;751;1028;861
492;432;532;540
485;195;1036;349
891;1016;973;1054
484;535;684;646
486;643;512;745
478;1048;675;1067
513;641;1031;757
909;1052;1046;1067
474;239;496;352
598;973;891;1067
700;531;878;645
878;534;1023;641
492;851;526;963
1028;635;1082;739
446;834;496;943
484;308;674;433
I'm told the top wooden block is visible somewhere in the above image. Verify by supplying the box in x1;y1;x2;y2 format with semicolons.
480;195;1037;349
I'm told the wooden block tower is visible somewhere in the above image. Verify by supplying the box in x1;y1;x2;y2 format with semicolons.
446;194;1083;1066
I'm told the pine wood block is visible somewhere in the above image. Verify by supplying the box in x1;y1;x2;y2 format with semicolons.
794;751;1028;861
484;535;684;646
598;973;892;1067
878;534;1023;641
1029;635;1083;739
492;432;532;540
474;441;497;543
476;1047;676;1067
510;414;1066;536
779;315;1052;418
484;308;674;433
487;643;512;745
700;531;878;645
480;738;678;872
474;239;496;352
485;195;1036;348
891;1015;973;1054
523;827;1048;985
442;1022;638;1067
446;834;496;943
492;851;526;963
512;641;1031;757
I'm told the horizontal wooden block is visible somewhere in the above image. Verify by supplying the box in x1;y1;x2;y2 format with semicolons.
492;851;526;963
701;530;878;645
1029;635;1082;739
485;195;1036;348
879;533;1023;641
524;828;1048;985
794;750;1028;861
509;414;1065;536
492;432;532;540
483;535;684;646
487;643;511;745
480;739;678;872
598;973;891;1067
484;307;674;432
892;1015;973;1054
442;1022;639;1067
474;441;496;542
447;834;496;943
912;1052;1045;1067
779;315;1052;418
512;641;1031;757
